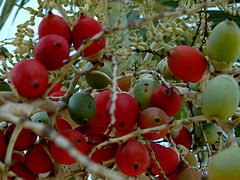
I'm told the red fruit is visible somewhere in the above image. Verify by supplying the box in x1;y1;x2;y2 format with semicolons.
107;93;139;132
25;143;52;173
47;82;64;96
0;129;7;161
56;116;72;132
34;34;70;71
150;85;182;116
86;134;117;163
10;60;48;98
10;161;36;180
138;107;169;140
148;143;179;175
49;90;66;102
38;12;71;44
116;139;150;176
5;124;37;151
88;90;111;128
167;45;208;82
72;14;105;58
172;126;192;149
50;129;87;165
75;124;107;135
158;170;180;180
12;153;25;163
114;123;137;137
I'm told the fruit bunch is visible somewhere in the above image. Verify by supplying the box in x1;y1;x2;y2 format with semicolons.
1;1;240;180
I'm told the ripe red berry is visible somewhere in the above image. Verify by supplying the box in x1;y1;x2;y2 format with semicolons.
38;12;71;44
56;116;72;132
47;82;65;96
25;143;53;173
86;134;117;163
148;143;179;175
138;107;169;140
167;45;208;82
49;90;66;102
5;124;37;151
88;90;111;129
0;129;7;161
150;85;182;116
10;60;48;98
34;34;70;71
75;124;107;136
116;139;150;176
107;93;139;132
10;161;36;180
72;14;105;59
50;129;87;165
12;153;25;163
172;126;192;149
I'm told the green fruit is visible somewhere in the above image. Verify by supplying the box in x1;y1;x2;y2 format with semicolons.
207;18;240;72
201;74;239;122
85;62;112;89
208;147;240;180
68;92;96;125
195;123;220;145
134;74;159;110
31;111;49;125
0;81;12;91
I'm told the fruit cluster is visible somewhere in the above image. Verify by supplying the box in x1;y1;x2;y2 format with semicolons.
1;3;240;180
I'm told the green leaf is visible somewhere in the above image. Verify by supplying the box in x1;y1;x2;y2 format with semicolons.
12;0;30;22
0;0;18;31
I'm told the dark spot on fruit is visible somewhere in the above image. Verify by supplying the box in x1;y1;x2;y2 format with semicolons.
144;83;149;87
27;76;31;80
167;51;170;56
119;123;124;127
154;118;160;123
144;87;148;93
89;102;92;108
37;119;42;123
134;163;139;170
33;82;39;88
30;132;35;137
76;138;82;143
48;11;52;15
120;141;128;152
228;17;233;21
56;42;62;47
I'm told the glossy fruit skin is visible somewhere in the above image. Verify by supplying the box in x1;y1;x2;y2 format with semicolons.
38;12;71;44
107;93;139;132
72;14;105;59
148;143;179;175
86;134;117;163
10;60;48;98
115;139;150;176
85;62;112;89
207;19;240;72
195;122;220;145
0;129;7;161
167;45;208;82
88;90;111;129
10;161;36;180
134;74;159;110
75;124;107;136
56;116;72;132
150;85;182;116
171;126;192;149
34;34;70;71
208;147;240;180
139;107;169;140
50;129;87;165
158;170;180;180
31;111;49;125
201;74;239;122
5;124;37;151
68;92;96;125
25;143;52;173
47;82;65;96
49;90;66;102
